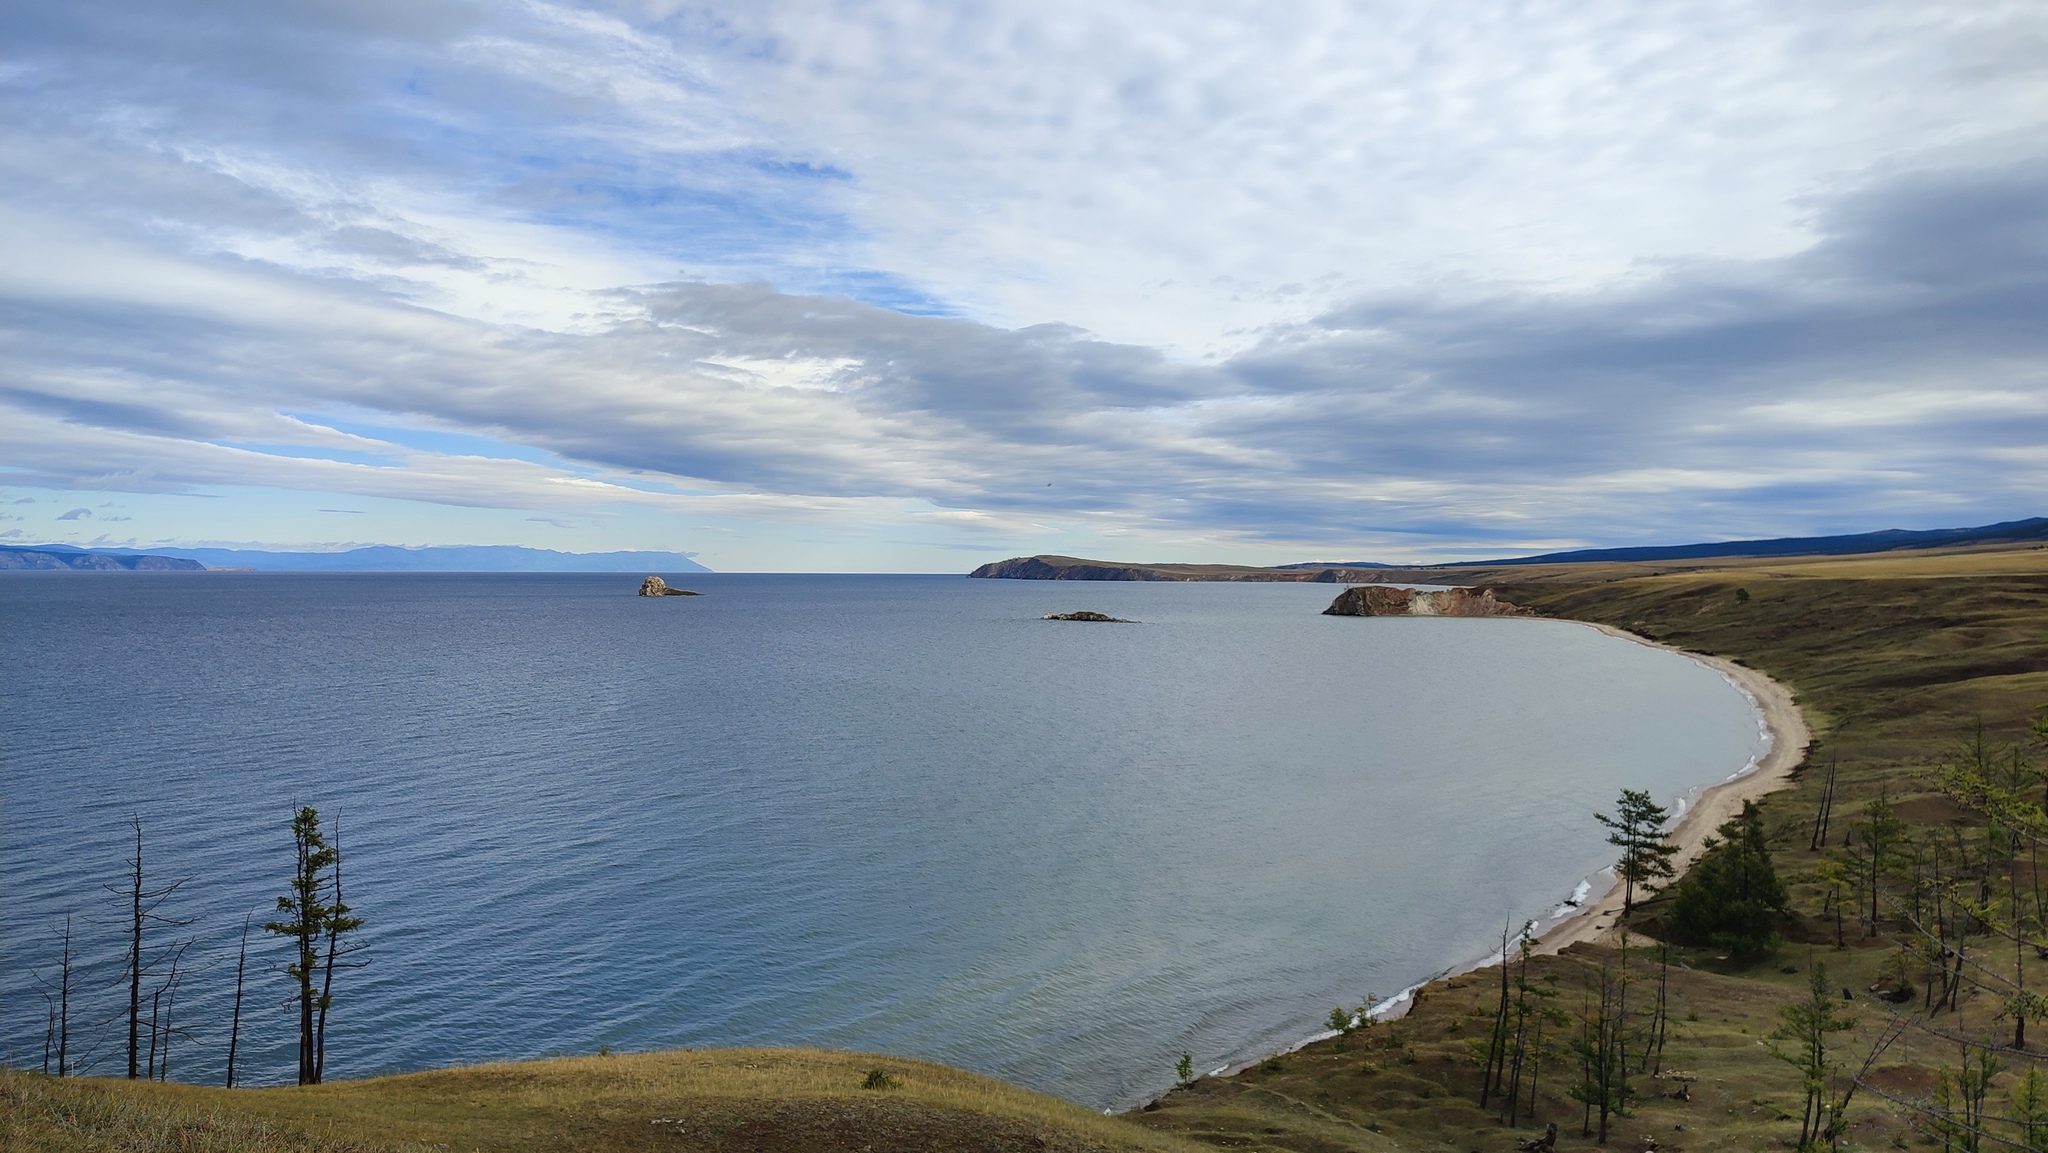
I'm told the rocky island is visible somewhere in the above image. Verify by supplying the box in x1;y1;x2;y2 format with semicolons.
1042;610;1137;622
638;575;701;596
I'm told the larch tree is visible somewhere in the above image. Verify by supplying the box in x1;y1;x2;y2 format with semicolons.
1596;789;1679;918
265;806;364;1085
1670;800;1789;957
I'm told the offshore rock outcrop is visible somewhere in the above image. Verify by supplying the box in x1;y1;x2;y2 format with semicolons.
638;575;701;596
1042;611;1137;623
1323;586;1529;617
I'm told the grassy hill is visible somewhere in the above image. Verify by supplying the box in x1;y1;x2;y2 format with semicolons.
2;1048;1206;1153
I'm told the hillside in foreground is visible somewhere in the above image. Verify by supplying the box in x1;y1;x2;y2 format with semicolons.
1;1048;1204;1153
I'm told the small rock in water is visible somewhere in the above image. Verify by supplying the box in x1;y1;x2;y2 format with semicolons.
1042;611;1136;623
638;575;701;597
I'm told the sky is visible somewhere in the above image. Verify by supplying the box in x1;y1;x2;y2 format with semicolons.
3;1;2045;571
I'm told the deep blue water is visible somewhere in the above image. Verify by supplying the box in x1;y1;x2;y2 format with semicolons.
0;573;1764;1108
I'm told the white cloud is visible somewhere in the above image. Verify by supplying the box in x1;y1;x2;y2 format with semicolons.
2;0;2045;567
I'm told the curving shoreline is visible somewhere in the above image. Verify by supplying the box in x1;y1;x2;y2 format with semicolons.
1209;616;1811;1081
1531;620;1811;955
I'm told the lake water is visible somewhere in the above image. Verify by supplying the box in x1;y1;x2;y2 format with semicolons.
0;573;1765;1108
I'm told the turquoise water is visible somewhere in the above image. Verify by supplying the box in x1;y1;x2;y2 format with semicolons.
0;573;1763;1107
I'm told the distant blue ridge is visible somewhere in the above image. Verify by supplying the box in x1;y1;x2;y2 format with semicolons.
1;544;711;572
1452;516;2048;567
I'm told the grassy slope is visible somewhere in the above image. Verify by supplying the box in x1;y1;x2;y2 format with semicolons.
1134;545;2048;1151
1;1049;1207;1153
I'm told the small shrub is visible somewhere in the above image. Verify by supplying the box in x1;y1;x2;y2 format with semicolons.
861;1068;898;1091
1175;1052;1194;1088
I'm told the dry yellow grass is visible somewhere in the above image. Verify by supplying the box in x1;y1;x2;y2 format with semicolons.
2;1050;1207;1153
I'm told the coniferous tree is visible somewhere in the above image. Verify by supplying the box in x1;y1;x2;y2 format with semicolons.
1596;789;1679;918
1769;961;1857;1151
265;806;364;1085
1670;800;1788;957
1854;786;1910;935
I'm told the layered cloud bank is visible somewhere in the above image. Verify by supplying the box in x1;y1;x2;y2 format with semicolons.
4;1;2045;568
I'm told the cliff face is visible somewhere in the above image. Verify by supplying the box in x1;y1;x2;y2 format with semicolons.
1322;586;1529;617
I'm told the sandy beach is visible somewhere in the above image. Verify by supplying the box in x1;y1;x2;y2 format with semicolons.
1241;617;1813;1057
1531;620;1812;955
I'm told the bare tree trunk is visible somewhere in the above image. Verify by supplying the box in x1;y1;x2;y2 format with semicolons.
128;821;143;1079
159;964;179;1082
315;816;344;1084
147;985;162;1081
1614;927;1630;1116
227;914;251;1089
1810;752;1837;850
57;914;74;1076
1481;922;1511;1107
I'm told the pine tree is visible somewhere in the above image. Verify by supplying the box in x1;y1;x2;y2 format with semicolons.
1596;789;1679;918
1671;800;1788;957
265;806;364;1085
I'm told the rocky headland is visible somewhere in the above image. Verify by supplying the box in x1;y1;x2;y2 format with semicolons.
0;545;205;571
1321;585;1528;617
971;555;1394;582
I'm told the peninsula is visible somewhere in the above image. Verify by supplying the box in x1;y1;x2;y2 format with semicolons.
970;516;2048;584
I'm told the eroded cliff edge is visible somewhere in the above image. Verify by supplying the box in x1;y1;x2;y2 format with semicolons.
1321;585;1528;617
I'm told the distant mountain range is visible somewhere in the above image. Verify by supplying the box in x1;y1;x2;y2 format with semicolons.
0;544;711;573
1451;516;2048;566
970;516;2048;582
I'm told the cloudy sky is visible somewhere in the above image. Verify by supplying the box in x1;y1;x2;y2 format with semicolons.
4;1;2045;570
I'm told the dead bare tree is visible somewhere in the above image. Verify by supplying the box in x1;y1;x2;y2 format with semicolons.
226;911;253;1088
1810;747;1840;851
33;913;80;1075
104;816;193;1080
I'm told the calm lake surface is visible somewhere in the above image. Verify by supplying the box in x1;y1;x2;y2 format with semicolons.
0;573;1764;1108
